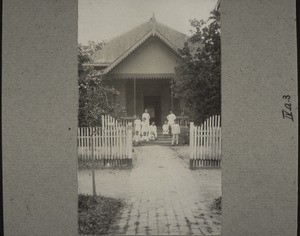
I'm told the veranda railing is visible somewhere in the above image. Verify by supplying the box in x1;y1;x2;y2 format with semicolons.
176;116;190;127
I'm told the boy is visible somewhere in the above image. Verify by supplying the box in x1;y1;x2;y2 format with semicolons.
171;119;180;146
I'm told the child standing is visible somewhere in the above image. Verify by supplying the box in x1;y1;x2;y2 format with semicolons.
171;119;180;146
162;121;169;139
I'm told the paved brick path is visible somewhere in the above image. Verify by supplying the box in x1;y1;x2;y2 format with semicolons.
78;146;221;235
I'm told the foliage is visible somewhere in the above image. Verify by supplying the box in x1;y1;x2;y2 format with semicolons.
78;41;126;127
179;127;190;145
211;196;222;214
78;194;124;235
173;9;221;125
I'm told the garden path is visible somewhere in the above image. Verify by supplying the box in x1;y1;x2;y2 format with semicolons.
78;145;221;235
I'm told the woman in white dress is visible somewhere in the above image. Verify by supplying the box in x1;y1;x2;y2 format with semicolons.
142;109;151;126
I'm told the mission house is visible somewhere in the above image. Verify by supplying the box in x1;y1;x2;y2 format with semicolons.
88;15;188;126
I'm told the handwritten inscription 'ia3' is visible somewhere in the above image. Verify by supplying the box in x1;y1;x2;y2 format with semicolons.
282;95;293;121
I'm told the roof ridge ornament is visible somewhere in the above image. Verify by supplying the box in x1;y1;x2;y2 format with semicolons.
151;12;156;22
150;12;157;35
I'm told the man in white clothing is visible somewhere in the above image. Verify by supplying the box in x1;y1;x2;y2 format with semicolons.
167;110;176;134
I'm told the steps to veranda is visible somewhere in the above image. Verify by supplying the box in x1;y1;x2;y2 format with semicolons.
140;127;173;146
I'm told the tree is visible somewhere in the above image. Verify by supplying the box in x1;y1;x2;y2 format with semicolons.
78;41;125;127
173;9;220;125
78;41;127;196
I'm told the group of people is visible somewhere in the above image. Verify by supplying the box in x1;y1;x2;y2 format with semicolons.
133;109;180;146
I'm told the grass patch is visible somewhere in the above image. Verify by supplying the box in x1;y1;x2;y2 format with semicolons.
78;194;125;235
211;196;222;214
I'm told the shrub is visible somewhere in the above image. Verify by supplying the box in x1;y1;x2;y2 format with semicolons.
211;196;222;214
78;194;124;235
179;127;190;145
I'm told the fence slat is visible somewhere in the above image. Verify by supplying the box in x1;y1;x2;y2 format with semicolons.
189;122;194;159
197;126;200;160
208;119;211;162
193;123;197;159
199;124;203;160
217;115;220;159
211;116;214;161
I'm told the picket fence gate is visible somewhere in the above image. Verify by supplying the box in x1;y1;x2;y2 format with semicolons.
189;115;221;168
77;115;133;167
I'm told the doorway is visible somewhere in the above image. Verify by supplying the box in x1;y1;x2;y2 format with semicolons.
143;96;161;126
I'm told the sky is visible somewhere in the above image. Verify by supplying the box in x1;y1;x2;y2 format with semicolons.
78;0;218;44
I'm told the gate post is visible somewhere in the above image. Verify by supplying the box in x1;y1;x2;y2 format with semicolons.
189;122;194;168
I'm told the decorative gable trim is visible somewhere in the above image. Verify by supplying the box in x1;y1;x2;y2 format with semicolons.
103;29;181;75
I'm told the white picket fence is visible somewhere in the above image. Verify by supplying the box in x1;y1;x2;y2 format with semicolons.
189;115;221;168
77;115;133;166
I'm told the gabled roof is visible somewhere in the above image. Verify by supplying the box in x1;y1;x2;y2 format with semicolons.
92;14;188;74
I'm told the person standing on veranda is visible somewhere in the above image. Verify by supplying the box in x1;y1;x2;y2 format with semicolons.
167;110;176;134
142;109;151;138
171;119;180;146
142;109;150;126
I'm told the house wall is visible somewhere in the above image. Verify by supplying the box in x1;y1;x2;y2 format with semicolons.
110;36;180;74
